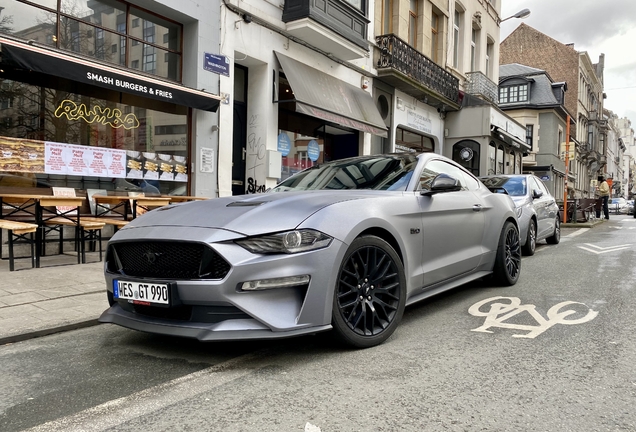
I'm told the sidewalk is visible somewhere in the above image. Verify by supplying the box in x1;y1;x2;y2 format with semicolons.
0;252;107;345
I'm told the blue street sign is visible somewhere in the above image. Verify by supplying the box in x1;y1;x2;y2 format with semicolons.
203;53;230;77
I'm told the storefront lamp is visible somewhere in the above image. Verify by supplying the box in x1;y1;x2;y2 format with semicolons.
500;8;531;24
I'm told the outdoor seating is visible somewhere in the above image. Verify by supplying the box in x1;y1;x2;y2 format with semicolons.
0;219;38;271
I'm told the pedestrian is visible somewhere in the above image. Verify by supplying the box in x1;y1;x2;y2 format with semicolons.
598;176;610;220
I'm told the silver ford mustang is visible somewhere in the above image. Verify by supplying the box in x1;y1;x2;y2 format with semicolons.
99;153;521;348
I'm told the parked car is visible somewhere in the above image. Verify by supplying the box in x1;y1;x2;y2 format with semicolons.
609;197;629;214
627;200;634;215
479;174;560;256
100;153;521;348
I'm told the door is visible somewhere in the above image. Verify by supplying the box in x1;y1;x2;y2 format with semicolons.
418;159;486;287
232;65;248;196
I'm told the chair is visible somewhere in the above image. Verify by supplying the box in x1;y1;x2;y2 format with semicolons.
42;188;105;264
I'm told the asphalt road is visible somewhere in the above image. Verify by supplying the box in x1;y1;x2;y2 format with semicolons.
1;217;635;432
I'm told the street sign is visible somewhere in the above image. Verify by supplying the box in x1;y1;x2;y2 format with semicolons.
203;53;230;77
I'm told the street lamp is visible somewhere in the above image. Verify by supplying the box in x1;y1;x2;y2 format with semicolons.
500;8;531;24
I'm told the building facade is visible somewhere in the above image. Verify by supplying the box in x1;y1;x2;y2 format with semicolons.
500;23;606;199
498;63;570;200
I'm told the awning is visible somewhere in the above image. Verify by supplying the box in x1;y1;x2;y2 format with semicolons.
491;125;530;151
275;52;388;138
0;36;221;112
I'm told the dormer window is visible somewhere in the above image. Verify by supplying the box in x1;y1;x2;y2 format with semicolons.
499;84;528;103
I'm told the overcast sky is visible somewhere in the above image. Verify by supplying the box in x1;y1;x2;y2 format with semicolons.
501;0;636;129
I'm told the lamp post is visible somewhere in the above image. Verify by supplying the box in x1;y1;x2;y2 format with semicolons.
499;8;531;24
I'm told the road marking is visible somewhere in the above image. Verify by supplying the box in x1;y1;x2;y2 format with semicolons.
25;352;267;432
578;243;631;254
469;296;598;339
563;228;588;238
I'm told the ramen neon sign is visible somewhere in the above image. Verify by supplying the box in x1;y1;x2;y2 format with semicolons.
54;99;140;130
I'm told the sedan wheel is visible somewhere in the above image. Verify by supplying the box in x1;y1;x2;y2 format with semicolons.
522;219;536;256
546;216;561;244
332;236;406;348
493;221;521;286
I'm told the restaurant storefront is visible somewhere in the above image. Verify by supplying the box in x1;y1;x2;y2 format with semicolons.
0;1;221;201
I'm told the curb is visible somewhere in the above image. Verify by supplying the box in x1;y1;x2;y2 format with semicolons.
0;319;102;346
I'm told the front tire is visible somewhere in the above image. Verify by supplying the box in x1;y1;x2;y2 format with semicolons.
492;221;521;286
332;236;406;348
546;217;561;244
521;219;536;256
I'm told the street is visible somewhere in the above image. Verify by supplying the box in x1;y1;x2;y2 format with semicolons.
1;218;636;432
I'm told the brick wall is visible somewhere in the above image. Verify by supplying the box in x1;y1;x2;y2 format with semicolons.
500;23;579;136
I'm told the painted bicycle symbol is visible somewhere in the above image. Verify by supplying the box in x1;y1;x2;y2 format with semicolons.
469;296;598;338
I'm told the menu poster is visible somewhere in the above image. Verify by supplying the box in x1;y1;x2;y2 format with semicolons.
106;148;126;177
173;155;188;183
125;151;143;179
44;142;127;177
1;137;45;173
157;153;175;181
142;152;159;180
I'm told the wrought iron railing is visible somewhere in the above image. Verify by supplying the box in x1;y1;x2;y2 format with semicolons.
376;34;459;105
465;71;498;104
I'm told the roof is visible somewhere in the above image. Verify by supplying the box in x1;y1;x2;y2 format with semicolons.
499;64;564;107
500;63;545;78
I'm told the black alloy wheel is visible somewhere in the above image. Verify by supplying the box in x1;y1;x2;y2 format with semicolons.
493;221;521;286
332;236;406;348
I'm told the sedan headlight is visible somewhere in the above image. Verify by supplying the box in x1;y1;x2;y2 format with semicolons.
235;229;333;254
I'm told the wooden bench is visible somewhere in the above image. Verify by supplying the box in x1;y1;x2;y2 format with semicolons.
44;217;105;264
0;220;38;271
81;217;129;231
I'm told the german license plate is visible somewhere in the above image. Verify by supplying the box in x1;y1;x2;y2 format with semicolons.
114;280;170;306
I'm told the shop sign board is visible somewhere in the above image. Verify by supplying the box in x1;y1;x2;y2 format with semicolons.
307;140;320;162
278;133;291;157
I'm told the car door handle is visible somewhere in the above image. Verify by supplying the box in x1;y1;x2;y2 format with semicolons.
473;204;482;212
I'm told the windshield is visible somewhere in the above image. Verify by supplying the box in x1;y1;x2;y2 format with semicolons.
271;155;419;192
480;176;527;196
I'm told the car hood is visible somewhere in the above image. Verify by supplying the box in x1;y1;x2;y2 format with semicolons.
122;190;391;236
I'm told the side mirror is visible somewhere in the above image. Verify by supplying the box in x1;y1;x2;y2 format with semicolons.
532;189;543;199
421;173;462;196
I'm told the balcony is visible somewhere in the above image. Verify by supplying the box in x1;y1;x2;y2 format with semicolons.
466;71;498;104
375;34;461;111
282;0;369;60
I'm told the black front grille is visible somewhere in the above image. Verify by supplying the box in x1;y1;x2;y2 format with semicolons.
108;241;231;280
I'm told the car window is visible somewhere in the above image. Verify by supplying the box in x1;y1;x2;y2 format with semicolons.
271;154;418;192
533;177;550;197
418;160;467;191
459;170;481;191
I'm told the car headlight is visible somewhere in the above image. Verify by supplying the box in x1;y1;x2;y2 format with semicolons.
515;206;523;218
235;229;333;254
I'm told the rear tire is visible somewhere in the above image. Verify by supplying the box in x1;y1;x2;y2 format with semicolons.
332;236;406;348
546;217;561;245
521;219;536;256
492;221;521;286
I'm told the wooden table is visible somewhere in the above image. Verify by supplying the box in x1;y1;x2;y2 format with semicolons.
132;196;171;218
163;195;209;203
0;194;86;266
91;194;131;219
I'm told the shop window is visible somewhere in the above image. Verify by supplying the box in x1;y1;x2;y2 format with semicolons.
496;145;504;174
509;150;515;174
452;140;480;175
395;127;434;153
382;0;393;34
488;142;496;174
